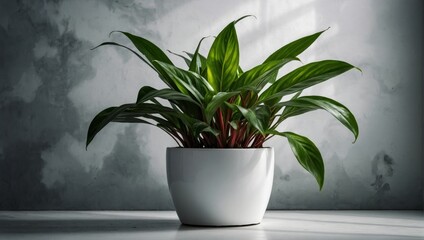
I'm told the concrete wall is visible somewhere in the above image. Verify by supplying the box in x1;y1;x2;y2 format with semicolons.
0;0;422;210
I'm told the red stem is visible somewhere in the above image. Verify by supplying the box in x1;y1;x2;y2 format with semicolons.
243;132;255;148
217;108;226;146
201;133;212;146
237;125;245;142
229;127;237;147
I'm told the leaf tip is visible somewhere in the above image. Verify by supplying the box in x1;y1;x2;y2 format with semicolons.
234;15;256;24
355;66;363;75
317;175;324;191
90;43;102;51
296;57;303;64
352;133;359;144
108;30;123;38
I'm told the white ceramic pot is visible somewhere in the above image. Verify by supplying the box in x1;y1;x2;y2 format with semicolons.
166;147;274;226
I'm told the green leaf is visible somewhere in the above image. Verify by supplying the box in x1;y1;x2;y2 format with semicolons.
229;120;238;130
120;103;177;118
271;131;325;190
92;36;177;90
260;60;357;105
168;50;191;67
264;28;328;63
120;103;186;134
260;29;328;83
237;66;244;75
193;121;220;137
136;86;203;121
255;105;272;131
112;116;152;124
206;21;240;91
136;86;200;106
86;104;134;148
204;92;240;123
185;52;207;73
110;32;181;90
136;86;156;102
153;61;214;103
189;37;208;74
233;58;299;90
112;31;173;65
91;42;154;70
88;103;175;149
278;96;359;141
235;105;264;133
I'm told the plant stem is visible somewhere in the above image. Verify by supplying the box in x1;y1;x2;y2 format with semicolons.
229;127;237;147
217;108;226;145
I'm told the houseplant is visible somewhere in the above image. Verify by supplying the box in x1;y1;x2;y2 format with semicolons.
87;16;360;226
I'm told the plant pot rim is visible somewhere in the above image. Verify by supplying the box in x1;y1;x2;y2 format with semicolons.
167;147;273;150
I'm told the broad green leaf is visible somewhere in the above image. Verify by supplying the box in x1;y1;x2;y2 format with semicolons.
136;86;156;102
206;21;240;91
112;31;173;65
92;39;177;90
255;105;272;131
153;61;214;103
111;32;180;90
194;49;243;80
233;58;298;90
121;103;186;133
264;28;328;63
136;85;202;120
185;52;207;74
118;111;170;126
278;96;359;141
167;102;216;139
91;42;154;70
204;92;240;123
261;29;328;83
123;103;177;116
86;104;134;148
87;102;183;147
237;66;244;75
271;131;325;190
193;121;220;137
270;91;302;126
112;116;152;124
136;86;200;106
260;60;357;105
235;105;264;133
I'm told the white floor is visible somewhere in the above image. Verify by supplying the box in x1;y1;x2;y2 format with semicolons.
0;211;423;240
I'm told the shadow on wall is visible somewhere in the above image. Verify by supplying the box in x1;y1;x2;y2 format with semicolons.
41;125;173;209
268;150;402;210
0;0;89;209
0;0;173;210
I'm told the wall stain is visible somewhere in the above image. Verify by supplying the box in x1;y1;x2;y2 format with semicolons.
371;151;394;195
0;0;88;209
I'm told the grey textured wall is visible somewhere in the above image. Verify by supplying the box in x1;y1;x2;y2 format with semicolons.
0;0;422;210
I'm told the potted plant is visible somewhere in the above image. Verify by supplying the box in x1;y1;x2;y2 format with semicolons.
87;16;360;226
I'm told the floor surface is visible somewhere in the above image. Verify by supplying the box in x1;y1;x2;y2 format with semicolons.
0;211;423;240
